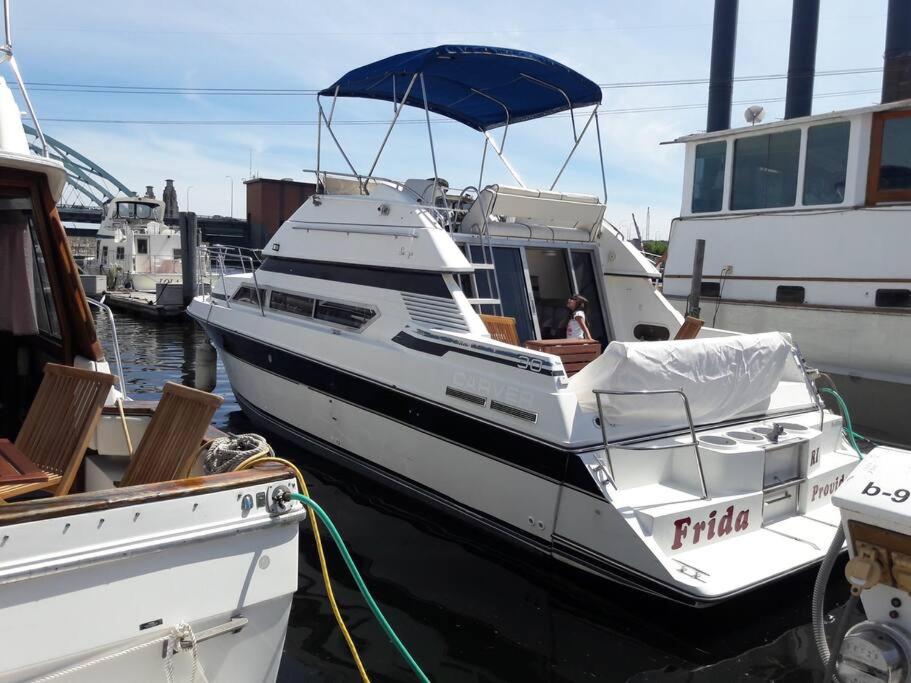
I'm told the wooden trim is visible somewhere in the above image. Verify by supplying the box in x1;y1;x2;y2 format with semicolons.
867;110;911;206
664;273;911;283
0;465;294;526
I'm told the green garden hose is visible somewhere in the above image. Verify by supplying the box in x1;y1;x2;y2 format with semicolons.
819;387;863;458
289;492;431;683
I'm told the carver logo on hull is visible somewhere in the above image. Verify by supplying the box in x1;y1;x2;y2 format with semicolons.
671;506;750;550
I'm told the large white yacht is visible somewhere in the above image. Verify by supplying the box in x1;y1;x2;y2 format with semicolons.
189;45;878;605
91;193;183;292
663;0;911;446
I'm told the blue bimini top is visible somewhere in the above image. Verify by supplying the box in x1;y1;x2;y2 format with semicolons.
319;45;602;132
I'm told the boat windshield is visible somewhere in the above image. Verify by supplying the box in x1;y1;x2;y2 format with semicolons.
116;202;157;220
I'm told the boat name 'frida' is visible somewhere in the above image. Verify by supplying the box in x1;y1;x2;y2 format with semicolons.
671;506;749;550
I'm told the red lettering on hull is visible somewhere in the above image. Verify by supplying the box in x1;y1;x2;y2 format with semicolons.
811;474;845;502
671;505;750;550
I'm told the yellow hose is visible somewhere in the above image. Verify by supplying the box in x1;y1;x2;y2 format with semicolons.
235;451;371;683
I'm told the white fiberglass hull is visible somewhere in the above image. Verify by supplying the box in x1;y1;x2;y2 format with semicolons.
0;471;304;683
210;333;855;605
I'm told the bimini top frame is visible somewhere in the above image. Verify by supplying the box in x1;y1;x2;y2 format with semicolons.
314;44;608;201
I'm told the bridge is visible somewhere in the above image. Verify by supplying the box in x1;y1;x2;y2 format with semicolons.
24;125;251;247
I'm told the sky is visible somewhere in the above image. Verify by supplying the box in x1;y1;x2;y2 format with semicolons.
12;0;892;239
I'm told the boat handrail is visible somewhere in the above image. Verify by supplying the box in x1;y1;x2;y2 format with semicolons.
198;244;265;315
86;297;127;394
592;388;709;500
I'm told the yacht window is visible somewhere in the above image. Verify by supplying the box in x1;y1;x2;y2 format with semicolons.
570;250;609;346
691;141;726;213
102;246;108;261
270;290;314;316
875;289;911;308
776;285;805;304
868;111;911;203
173;248;182;260
469;245;536;344
633;324;670;341
27;219;61;339
233;284;268;306
700;281;720;298
731;130;801;210
116;202;155;219
526;247;575;339
803;122;850;206
314;300;376;329
115;246;125;260
137;238;148;254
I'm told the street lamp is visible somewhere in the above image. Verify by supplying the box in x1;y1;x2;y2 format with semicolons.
186;185;193;213
225;175;234;218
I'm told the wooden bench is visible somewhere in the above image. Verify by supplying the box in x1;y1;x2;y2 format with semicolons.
524;338;602;376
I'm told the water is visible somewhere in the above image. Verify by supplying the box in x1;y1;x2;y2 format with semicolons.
94;313;854;682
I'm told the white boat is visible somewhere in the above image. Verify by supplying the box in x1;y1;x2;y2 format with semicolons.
89;194;184;292
663;1;911;446
189;45;871;604
0;8;306;679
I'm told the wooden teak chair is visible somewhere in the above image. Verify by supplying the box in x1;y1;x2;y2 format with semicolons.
480;314;520;346
0;363;116;501
119;382;223;487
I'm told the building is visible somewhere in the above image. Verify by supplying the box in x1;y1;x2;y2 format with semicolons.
244;177;316;248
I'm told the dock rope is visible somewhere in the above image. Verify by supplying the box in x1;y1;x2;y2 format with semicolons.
27;621;205;682
236;449;431;683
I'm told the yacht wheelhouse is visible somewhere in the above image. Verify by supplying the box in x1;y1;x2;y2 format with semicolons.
189;45;873;604
90;194;183;292
664;99;911;444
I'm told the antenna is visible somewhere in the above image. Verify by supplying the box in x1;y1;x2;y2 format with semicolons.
744;105;765;126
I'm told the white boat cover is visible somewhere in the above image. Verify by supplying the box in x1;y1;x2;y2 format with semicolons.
570;332;814;436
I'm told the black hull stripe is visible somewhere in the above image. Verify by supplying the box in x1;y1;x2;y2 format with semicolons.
260;256;452;298
392;330;564;376
235;390;708;604
201;321;602;494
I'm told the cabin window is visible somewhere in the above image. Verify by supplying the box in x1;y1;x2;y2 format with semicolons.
26;221;61;339
270;290;314;316
633;324;670;341
116;202;155;219
691;141;726;213
803;122;850;206
730;130;801;210
469;245;536;344
102;246;108;261
776;285;805;304
570;250;609;346
172;248;182;260
232;284;267;306
867;111;911;204
314;300;376;329
137;238;148;254
115;246;125;260
875;289;911;308
700;282;721;298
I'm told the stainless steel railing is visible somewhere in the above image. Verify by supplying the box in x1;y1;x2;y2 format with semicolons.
592;388;709;500
198;244;266;316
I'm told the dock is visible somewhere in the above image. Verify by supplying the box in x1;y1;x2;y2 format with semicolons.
103;289;185;319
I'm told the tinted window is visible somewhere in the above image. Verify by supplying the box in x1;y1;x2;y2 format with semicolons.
571;250;609;346
731;130;801;210
471;245;535;344
879;116;911;191
314;300;375;328
875;289;911;308
633;324;670;341
27;220;60;338
692;141;726;213
137;238;148;254
701;282;721;298
803;122;850;205
269;290;313;316
232;285;267;306
776;285;805;304
116;202;155;219
115;246;125;259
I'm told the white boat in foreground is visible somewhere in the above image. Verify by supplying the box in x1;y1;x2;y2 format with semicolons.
0;8;305;680
189;45;880;604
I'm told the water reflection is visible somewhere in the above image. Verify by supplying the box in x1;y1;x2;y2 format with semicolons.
94;313;851;682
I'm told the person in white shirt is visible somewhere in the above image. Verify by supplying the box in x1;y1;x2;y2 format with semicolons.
565;295;592;340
